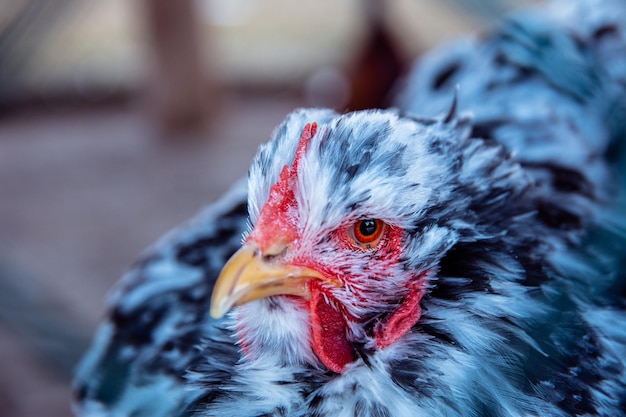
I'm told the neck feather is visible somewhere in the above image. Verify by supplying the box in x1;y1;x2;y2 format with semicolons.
235;297;319;367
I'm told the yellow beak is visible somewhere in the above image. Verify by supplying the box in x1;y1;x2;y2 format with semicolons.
210;241;333;319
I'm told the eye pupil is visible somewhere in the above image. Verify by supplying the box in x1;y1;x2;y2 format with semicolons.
350;219;386;248
359;220;378;236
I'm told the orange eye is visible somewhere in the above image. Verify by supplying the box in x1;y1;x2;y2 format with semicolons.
350;219;386;249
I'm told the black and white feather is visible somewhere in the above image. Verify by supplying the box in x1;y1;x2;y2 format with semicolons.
73;1;626;416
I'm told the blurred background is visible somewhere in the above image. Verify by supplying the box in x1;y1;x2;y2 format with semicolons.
0;0;540;415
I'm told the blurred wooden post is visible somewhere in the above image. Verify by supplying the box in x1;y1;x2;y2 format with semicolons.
143;0;212;135
345;0;406;111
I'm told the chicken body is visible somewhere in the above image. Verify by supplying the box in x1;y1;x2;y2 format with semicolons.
74;1;626;416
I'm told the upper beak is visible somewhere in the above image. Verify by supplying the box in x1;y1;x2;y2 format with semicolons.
210;240;334;319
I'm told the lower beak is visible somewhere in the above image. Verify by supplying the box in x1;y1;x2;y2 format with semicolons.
210;241;331;319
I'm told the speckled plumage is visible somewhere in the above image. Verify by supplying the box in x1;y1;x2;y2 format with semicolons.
74;1;626;416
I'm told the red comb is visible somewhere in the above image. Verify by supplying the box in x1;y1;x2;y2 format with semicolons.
249;122;318;252
291;122;317;175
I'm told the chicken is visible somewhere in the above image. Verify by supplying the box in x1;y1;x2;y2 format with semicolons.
73;1;626;416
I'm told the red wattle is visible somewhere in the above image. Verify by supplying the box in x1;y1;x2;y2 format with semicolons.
309;283;354;373
374;286;424;349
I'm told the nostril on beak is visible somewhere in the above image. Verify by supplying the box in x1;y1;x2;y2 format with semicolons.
261;242;288;262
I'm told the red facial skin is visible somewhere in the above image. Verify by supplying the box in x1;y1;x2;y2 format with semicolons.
243;122;426;373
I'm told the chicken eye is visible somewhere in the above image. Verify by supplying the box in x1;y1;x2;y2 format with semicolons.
350;219;386;249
